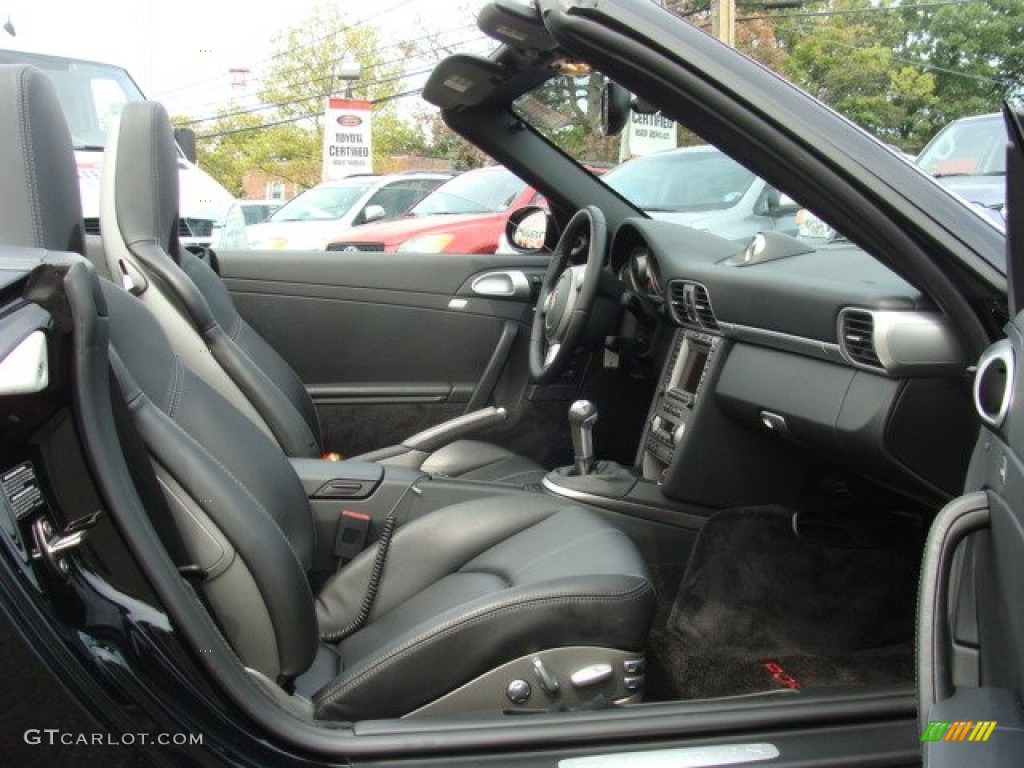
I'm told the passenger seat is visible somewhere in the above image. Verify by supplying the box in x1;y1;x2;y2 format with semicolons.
99;101;544;484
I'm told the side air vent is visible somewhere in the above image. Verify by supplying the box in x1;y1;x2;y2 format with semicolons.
839;309;883;370
668;280;719;331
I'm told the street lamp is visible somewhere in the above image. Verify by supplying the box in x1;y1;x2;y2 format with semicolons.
335;58;361;99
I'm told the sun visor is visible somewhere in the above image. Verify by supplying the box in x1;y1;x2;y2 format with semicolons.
422;55;509;110
478;1;557;51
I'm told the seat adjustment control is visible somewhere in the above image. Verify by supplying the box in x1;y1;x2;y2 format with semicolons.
506;679;531;704
624;657;645;675
532;656;560;696
624;674;644;692
570;663;613;688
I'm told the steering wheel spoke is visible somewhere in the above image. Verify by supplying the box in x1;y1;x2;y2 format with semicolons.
544;342;562;368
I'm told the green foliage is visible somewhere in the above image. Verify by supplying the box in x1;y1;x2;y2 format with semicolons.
781;3;938;148
901;0;1024;132
195;2;434;191
192;0;1024;188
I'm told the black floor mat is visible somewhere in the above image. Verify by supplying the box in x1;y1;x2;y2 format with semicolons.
647;505;921;701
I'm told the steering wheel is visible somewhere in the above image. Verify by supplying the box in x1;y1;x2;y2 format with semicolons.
530;206;608;384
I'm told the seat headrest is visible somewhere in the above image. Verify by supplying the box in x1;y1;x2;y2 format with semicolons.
0;64;84;255
109;101;182;263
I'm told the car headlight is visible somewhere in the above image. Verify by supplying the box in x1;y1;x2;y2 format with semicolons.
397;233;456;253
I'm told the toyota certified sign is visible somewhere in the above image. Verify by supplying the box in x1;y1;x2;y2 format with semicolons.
323;98;373;180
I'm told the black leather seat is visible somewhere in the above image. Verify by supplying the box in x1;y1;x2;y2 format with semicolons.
0;64;656;720
99;101;544;485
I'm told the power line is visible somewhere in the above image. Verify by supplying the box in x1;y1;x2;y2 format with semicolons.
737;0;979;23
151;0;418;99
179;33;488;127
168;26;484;121
196;87;427;140
778;12;1015;89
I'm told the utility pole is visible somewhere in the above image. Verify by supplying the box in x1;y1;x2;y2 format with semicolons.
710;0;736;47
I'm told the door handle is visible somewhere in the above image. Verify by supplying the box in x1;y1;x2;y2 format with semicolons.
470;270;532;299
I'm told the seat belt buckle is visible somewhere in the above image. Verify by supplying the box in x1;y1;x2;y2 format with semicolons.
335;509;371;563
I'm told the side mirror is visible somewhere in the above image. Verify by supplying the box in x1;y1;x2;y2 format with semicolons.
775;192;801;215
755;187;801;217
362;204;387;224
174;127;197;164
600;81;631;137
505;206;556;252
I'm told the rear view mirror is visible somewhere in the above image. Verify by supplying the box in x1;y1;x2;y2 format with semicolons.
174;127;197;164
600;81;631;137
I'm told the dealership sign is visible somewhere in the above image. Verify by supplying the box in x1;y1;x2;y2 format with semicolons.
322;98;373;180
620;111;677;159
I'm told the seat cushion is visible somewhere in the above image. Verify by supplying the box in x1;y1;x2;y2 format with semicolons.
311;495;654;720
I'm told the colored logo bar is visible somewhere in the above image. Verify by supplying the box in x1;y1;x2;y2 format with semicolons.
921;721;997;742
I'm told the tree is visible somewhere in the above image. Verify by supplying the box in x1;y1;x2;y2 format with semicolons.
901;0;1024;134
192;2;435;191
781;2;937;149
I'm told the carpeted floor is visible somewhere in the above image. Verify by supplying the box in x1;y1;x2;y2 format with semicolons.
646;505;922;701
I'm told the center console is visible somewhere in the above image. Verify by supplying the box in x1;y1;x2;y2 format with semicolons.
640;329;719;481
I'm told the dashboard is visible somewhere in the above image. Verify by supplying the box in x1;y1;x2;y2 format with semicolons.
609;217;976;508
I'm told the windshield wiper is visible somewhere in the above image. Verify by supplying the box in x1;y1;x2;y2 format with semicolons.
74;144;105;151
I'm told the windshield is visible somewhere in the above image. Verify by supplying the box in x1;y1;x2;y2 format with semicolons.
917;115;1006;177
411;169;527;216
604;149;757;212
268;181;376;222
0;51;143;150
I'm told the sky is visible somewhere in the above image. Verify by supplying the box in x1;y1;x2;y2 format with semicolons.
0;0;486;117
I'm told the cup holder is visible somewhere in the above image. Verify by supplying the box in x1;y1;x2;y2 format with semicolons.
974;339;1015;428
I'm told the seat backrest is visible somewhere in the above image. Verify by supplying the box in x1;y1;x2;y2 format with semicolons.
0;65;84;254
100;102;323;457
0;63;320;684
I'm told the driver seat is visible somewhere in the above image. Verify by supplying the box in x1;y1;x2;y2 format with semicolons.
99;101;544;485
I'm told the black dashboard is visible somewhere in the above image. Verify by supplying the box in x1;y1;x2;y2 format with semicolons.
610;217;977;508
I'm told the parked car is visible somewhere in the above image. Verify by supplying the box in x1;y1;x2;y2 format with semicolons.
0;48;240;249
327;165;543;253
239;199;284;226
916;112;1006;222
602;145;799;240
245;172;450;250
0;0;1020;766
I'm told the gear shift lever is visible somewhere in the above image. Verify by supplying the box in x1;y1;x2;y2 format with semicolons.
568;400;598;476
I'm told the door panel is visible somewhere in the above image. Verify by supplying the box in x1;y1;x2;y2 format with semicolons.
216;249;574;462
916;109;1024;766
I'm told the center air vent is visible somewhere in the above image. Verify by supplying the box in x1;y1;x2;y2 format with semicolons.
668;281;719;331
839;309;883;370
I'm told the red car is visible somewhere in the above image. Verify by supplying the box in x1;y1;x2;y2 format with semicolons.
326;165;543;253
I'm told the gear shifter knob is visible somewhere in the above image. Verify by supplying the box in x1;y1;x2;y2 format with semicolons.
568;400;598;476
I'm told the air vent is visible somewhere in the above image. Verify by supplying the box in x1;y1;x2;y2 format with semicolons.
82;217;101;236
668;281;719;331
840;309;883;369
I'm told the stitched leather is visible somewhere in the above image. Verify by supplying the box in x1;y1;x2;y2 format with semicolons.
0;65;84;255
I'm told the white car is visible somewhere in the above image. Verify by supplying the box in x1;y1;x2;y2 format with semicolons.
245;173;451;250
